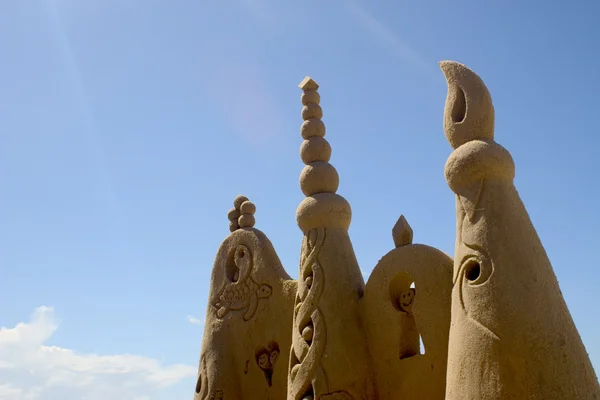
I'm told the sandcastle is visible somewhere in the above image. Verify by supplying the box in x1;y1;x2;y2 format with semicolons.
193;61;600;399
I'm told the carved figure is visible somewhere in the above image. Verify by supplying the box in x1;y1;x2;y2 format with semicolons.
214;244;273;321
256;341;280;386
397;288;415;313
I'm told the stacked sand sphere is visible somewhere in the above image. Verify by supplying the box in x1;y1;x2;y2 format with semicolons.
296;77;351;232
299;79;336;195
227;195;256;232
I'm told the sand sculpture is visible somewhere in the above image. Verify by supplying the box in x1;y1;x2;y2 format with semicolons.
193;61;599;399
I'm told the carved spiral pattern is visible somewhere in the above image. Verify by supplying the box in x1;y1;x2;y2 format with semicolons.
289;227;328;400
455;242;499;341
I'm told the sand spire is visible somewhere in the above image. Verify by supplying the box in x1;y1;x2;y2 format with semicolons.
288;77;373;400
440;61;600;399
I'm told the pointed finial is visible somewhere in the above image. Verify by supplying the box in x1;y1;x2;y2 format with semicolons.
439;61;495;149
228;195;256;232
299;76;319;91
392;215;413;248
295;77;351;233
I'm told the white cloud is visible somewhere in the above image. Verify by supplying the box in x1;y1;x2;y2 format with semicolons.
0;384;40;400
186;315;203;327
0;307;196;400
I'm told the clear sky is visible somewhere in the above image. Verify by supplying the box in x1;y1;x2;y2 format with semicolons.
1;1;599;399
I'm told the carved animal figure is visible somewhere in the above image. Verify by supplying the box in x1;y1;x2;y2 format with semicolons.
214;245;273;321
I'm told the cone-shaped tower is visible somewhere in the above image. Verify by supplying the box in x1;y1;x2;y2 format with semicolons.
288;77;373;400
440;61;600;399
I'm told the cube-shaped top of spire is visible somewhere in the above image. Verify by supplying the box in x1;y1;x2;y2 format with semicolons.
299;76;319;90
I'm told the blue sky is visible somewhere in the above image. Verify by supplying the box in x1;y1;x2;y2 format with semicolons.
1;0;599;398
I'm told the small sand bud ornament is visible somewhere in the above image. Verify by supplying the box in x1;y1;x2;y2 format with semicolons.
228;195;256;231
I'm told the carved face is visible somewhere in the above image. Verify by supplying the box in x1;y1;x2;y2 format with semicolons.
258;284;272;299
258;353;270;369
269;349;279;366
400;288;415;313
